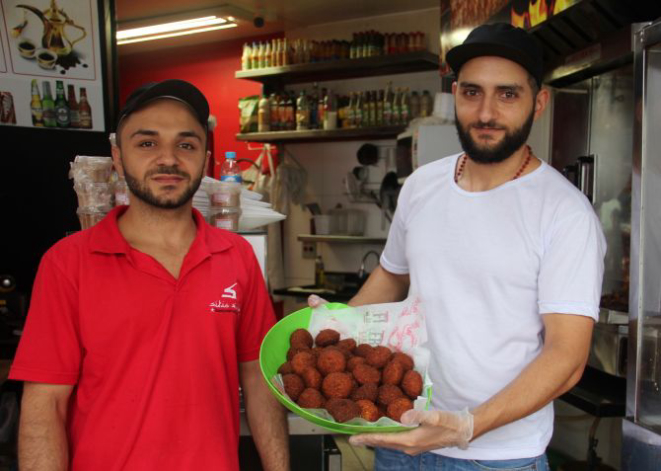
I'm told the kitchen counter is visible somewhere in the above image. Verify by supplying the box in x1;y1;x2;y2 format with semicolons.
560;366;625;417
273;285;357;303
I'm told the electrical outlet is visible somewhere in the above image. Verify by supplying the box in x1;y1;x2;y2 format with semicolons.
302;242;317;259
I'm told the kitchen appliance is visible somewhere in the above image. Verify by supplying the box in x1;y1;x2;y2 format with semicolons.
621;19;661;468
550;53;635;381
396;124;462;177
548;17;661;468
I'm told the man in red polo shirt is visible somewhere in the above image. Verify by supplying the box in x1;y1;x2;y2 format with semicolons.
10;80;290;471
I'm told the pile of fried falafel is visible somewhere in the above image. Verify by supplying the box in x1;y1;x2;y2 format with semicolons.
278;328;424;424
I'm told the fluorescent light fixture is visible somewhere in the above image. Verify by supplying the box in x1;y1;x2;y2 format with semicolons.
117;11;238;45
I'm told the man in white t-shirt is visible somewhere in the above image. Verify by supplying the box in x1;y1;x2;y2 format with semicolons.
310;23;605;471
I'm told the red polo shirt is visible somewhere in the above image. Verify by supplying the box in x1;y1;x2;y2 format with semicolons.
10;206;276;471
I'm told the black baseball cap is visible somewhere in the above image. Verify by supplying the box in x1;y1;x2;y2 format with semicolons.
116;79;209;131
446;23;544;86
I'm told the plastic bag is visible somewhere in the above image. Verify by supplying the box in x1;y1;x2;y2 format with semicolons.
238;96;259;133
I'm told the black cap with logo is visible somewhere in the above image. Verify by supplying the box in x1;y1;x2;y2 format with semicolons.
115;79;210;131
446;23;544;86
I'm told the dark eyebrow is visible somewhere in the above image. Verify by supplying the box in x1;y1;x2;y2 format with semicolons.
458;82;524;92
129;129;203;141
496;84;524;92
458;82;482;90
130;129;158;139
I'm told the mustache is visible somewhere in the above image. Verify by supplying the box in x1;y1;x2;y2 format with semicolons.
145;166;190;178
470;121;506;130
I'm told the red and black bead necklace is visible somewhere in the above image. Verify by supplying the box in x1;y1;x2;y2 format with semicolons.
455;145;534;184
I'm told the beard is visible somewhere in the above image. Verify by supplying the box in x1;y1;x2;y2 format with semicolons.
455;107;535;164
123;163;204;210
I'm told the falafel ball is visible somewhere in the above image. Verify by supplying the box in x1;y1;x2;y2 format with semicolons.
290;328;314;349
297;388;325;409
301;367;323;390
321;372;353;399
382;360;405;385
326;398;361;423
315;329;340;347
347;356;367;372
287;346;310;361
317;348;347;375
366;345;392;368
391;352;415;371
401;370;424;399
354;343;373;358
283;374;305;401
356;399;380;422
351;382;378;402
377;384;405;406
352;363;381;385
291;350;316;375
337;338;357;353
386;397;414;422
278;361;294;375
312;346;325;357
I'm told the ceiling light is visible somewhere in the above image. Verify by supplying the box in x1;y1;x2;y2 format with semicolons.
117;9;239;46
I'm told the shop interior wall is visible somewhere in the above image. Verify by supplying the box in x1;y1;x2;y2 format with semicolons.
280;7;551;304
117;33;281;177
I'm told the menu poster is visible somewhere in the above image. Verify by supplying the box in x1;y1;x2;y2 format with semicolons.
440;0;582;75
0;0;105;130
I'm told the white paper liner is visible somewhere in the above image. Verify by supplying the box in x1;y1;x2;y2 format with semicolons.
273;297;433;427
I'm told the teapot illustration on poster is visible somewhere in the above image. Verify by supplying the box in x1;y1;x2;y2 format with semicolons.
3;0;96;79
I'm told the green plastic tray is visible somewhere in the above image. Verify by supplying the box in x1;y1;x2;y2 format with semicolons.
259;303;415;435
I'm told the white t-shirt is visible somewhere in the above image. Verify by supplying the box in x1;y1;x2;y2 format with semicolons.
381;153;606;460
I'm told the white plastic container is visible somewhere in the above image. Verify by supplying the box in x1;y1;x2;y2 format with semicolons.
313;215;332;235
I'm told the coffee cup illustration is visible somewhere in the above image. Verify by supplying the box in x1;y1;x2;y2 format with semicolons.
36;49;57;69
18;39;36;58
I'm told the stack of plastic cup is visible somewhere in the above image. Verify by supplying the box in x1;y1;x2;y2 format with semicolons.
69;156;114;230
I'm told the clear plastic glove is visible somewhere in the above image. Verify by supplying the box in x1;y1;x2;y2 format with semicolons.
348;408;474;455
307;294;328;308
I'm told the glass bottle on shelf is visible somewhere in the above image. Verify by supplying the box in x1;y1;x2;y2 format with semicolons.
410;91;420;119
269;93;279;131
78;87;93;129
296;91;309;131
383;82;393;125
391;87;401;125
376;89;384;126
354;91;363;128
345;93;355;128
67;84;80;128
30;79;43;127
55;80;70;128
400;87;410;124
242;42;252;70
258;94;271;132
323;89;337;130
286;92;296;130
264;41;271;67
420;90;433;117
41;81;56;128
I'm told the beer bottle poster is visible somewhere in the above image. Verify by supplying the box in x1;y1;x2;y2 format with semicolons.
0;0;105;130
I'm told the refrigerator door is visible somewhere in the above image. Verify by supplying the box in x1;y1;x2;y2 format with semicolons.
623;19;661;470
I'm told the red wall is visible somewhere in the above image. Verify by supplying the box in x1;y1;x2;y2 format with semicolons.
118;34;281;178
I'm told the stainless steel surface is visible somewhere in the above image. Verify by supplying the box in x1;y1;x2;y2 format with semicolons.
589;323;628;377
622;19;661;470
622;419;661;470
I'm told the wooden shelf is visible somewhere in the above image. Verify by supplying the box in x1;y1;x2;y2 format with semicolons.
235;51;439;85
236;125;406;143
298;234;386;244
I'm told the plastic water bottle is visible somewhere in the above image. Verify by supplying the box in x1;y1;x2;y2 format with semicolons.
211;152;242;231
220;151;242;183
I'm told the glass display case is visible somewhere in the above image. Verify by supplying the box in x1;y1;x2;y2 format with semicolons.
622;19;661;470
